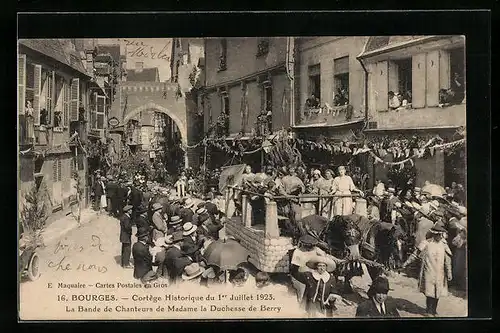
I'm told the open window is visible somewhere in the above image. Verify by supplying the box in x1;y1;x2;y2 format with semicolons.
218;39;227;71
449;47;465;104
387;58;412;110
307;64;321;106
333;56;349;106
263;85;273;133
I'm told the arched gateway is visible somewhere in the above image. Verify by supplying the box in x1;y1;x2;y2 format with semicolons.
123;102;188;148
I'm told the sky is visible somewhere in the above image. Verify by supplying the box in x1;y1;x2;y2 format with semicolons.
98;38;173;82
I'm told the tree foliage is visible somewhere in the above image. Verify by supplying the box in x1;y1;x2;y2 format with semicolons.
19;183;48;248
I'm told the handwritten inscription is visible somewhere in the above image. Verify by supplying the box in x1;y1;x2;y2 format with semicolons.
122;39;171;61
48;235;108;273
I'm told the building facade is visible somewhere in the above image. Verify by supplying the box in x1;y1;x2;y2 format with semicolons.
358;35;466;188
18;39;93;222
293;37;369;169
202;37;294;170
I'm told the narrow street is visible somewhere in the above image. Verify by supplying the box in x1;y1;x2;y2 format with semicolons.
19;214;467;320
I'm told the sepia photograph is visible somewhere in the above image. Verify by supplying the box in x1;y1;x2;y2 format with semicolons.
18;35;469;320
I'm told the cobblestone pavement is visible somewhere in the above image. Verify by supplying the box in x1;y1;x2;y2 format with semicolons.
19;214;467;320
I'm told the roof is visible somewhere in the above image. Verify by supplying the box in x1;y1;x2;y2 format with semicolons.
359;36;437;58
126;67;159;82
18;39;89;77
97;44;121;64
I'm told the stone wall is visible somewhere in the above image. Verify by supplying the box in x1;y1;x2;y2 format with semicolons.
225;218;294;273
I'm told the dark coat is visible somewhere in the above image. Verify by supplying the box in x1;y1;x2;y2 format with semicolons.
180;207;195;223
94;181;106;197
106;181;119;198
380;196;398;223
295;271;338;307
119;213;133;243
134;214;150;231
164;246;186;279
132;241;153;279
129;187;143;208
355;299;400;318
116;185;128;204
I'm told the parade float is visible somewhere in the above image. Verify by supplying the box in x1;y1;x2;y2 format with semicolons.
219;164;368;274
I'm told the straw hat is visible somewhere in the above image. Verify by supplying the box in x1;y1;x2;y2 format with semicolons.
182;263;205;280
184;198;195;209
182;222;198;236
152;203;163;212
170;216;182;226
305;256;336;272
195;207;208;215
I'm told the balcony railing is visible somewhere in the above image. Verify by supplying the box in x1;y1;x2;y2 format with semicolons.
298;104;361;126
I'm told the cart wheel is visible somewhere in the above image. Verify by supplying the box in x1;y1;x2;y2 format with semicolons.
27;252;41;281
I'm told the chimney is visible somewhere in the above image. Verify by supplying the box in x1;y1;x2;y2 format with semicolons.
135;62;144;73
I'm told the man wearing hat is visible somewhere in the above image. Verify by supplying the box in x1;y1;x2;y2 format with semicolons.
182;222;204;256
105;174;120;217
127;181;144;221
164;231;186;283
355;276;400;317
401;223;452;316
181;263;205;284
180;198;195;224
293;255;342;317
415;206;435;246
380;188;398;223
134;206;150;231
192;202;205;226
132;226;158;284
119;205;134;269
172;243;200;281
198;209;223;240
150;203;167;242
168;216;183;234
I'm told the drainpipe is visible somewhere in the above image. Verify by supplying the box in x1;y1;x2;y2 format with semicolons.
357;56;369;121
357;56;374;188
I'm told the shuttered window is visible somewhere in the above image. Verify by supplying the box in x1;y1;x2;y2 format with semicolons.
45;72;54;120
52;159;62;182
18;54;26;115
57;159;62;181
96;95;106;130
33;65;42;125
70;78;80;121
63;81;70;127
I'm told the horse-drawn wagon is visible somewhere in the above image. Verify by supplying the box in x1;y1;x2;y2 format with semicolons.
219;167;370;274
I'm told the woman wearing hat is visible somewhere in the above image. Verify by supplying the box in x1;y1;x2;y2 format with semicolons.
293;255;342;317
331;166;364;216
401;224;453;316
355;276;400;317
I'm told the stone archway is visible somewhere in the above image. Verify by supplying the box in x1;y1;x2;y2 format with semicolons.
123;102;188;168
123;102;187;147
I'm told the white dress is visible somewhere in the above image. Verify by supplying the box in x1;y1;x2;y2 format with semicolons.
332;175;356;215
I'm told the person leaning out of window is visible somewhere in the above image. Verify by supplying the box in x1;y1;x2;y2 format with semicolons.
388;91;401;110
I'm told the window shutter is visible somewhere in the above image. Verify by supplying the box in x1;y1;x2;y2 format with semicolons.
52;160;57;181
412;54;427;108
58;159;62;181
375;61;388;111
426;51;440;107
18;54;26;115
33;64;42;125
70;78;80;121
63;81;69;127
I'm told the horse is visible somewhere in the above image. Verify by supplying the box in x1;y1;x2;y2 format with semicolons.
298;214;406;292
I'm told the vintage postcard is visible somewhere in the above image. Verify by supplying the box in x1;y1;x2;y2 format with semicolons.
18;35;468;320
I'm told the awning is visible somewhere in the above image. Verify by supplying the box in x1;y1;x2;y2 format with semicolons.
89;79;108;98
